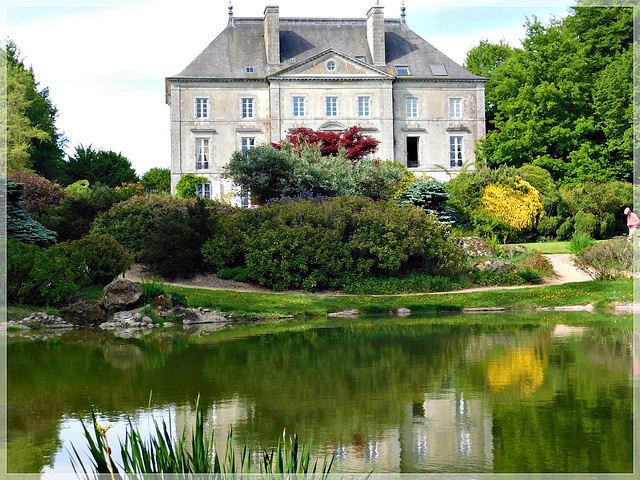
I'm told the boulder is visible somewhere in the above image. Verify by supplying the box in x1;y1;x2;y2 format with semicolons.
456;237;494;257
472;258;509;274
327;309;359;318
501;245;528;256
59;299;107;326
389;308;411;317
103;278;143;311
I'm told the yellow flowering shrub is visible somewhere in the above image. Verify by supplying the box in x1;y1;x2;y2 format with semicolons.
481;178;544;231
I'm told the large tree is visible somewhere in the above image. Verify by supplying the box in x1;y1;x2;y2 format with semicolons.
470;7;633;185
463;39;516;129
64;144;139;187
5;41;67;180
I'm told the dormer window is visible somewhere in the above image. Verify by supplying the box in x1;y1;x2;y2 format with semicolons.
430;65;448;76
326;60;337;72
395;65;411;76
245;66;255;73
355;56;366;62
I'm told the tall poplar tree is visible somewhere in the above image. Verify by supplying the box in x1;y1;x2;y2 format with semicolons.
4;40;67;180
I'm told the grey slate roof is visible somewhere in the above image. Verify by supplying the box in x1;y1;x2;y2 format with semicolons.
170;17;483;81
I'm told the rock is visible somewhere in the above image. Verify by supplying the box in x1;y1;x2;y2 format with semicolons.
19;312;72;328
103;279;143;311
327;309;359;318
59;299;107;326
389;308;411;317
612;302;640;313
472;258;508;273
163;322;175;327
456;237;494;257
501;245;528;256
554;303;594;312
142;316;153;324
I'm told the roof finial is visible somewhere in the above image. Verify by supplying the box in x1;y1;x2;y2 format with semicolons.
228;0;234;26
401;1;406;23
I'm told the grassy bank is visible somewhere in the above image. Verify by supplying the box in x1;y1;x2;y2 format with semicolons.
8;279;632;323
169;279;632;318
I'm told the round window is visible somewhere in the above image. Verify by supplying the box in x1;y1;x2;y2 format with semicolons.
326;60;337;72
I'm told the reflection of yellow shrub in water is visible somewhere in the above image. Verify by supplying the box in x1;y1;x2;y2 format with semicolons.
487;347;546;397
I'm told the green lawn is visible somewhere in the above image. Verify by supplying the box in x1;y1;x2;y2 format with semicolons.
512;241;570;254
168;279;632;318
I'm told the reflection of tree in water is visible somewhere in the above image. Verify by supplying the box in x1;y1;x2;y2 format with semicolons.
487;347;546;397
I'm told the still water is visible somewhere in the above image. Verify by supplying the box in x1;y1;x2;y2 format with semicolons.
6;312;635;476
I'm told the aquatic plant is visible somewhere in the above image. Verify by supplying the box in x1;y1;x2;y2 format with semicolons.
70;396;333;479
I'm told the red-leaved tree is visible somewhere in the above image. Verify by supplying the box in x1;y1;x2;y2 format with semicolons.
273;126;380;161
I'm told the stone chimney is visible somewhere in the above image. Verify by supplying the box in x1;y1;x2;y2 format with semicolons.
366;4;385;66
264;5;280;65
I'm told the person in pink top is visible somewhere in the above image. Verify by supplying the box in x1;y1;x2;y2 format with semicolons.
624;207;640;238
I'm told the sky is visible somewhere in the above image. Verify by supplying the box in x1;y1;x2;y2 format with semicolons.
4;0;574;177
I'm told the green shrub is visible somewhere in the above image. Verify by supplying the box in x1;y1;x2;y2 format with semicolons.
520;251;554;274
560;181;633;238
556;218;574;240
140;277;166;303
574;237;634;280
201;209;250;271
537;215;562;238
175;173;208;199
568;232;597;255
140;198;218;279
218;266;248;282
141;167;171;193
573;210;598;237
599;212;616;239
91;195;189;254
168;290;188;307
57;234;134;286
7;239;80;305
517;268;542;283
39;184;136;242
204;196;465;291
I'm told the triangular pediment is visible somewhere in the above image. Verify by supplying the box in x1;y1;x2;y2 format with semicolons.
269;49;394;79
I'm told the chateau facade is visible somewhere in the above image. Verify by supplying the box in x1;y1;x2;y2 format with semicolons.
166;3;486;202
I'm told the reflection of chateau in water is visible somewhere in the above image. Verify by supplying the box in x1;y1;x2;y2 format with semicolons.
175;391;493;473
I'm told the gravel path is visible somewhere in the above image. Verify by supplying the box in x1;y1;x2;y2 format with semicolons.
124;254;593;296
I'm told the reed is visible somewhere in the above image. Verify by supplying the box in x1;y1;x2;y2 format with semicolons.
70;396;334;479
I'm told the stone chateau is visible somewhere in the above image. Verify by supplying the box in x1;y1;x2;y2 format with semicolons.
165;3;486;203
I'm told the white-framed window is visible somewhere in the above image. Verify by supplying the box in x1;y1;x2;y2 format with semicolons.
241;137;255;152
326;97;338;117
196;182;211;199
326;60;337;72
241;98;254;118
195;98;209;119
358;96;370;117
406;97;418;118
449;98;462;118
395;65;412;76
195;138;210;170
293;96;305;117
245;66;255;73
450;136;463;167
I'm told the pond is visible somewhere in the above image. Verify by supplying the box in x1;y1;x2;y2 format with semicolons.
5;311;636;477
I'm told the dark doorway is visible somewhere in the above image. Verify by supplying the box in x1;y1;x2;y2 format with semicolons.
407;137;419;168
